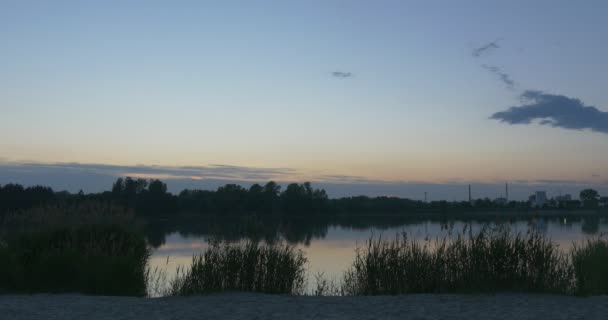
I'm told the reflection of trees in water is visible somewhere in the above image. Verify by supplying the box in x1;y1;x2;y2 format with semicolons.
144;215;331;248
582;216;600;235
528;218;548;233
143;214;608;248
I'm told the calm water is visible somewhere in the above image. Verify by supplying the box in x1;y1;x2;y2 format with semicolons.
146;214;608;292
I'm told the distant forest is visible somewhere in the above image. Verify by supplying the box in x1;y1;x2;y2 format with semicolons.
0;177;598;216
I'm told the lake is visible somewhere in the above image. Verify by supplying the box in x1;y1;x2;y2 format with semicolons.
145;214;608;294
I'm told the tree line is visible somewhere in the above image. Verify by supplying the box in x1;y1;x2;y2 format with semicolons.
0;178;605;216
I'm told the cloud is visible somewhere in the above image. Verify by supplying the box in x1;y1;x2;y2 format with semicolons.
532;179;586;185
491;90;608;134
471;39;515;90
481;64;515;90
0;162;296;184
317;174;394;184
472;40;501;57
331;71;353;78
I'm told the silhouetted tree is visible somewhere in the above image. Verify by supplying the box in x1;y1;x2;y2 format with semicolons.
0;184;55;212
261;181;281;213
3;179;605;218
280;182;328;214
580;189;600;208
213;184;248;213
247;184;264;212
148;179;168;195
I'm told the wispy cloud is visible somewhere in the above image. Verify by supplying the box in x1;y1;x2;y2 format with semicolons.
471;39;516;90
331;71;353;78
472;40;501;57
491;90;608;134
317;174;393;184
0;162;296;182
481;64;515;90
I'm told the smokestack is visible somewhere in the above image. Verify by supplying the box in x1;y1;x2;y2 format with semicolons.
424;192;427;203
505;183;509;202
468;185;472;203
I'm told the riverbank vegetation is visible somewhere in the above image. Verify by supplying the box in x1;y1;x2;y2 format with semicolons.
342;227;574;295
572;238;608;295
0;203;149;296
1;178;604;218
0;196;607;297
159;230;608;297
168;240;307;295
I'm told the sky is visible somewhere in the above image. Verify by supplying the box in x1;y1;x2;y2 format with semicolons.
1;0;608;200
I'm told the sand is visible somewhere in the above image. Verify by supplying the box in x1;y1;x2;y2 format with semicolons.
1;293;606;320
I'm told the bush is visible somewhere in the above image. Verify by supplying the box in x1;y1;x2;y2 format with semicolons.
171;240;307;295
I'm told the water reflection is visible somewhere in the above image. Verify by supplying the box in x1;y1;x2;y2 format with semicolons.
145;214;608;294
144;214;608;249
582;216;600;235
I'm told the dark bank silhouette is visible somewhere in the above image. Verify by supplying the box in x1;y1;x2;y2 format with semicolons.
0;184;55;213
0;178;605;217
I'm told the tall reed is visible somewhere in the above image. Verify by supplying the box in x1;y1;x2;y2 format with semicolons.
0;202;149;296
343;227;574;295
170;240;307;295
572;238;608;295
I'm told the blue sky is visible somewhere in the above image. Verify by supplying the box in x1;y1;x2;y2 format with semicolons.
1;1;608;199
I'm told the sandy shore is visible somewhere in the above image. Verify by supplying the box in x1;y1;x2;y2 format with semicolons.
1;293;606;320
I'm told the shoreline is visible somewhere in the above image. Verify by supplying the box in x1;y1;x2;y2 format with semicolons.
1;293;606;320
161;209;608;220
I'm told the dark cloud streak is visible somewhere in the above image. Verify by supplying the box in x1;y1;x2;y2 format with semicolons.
331;71;353;78
491;90;608;134
472;40;501;57
482;64;515;90
0;162;295;182
472;39;516;90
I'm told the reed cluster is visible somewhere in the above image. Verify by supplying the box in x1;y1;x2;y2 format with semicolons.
170;240;307;295
0;203;149;296
572;238;608;295
342;227;575;295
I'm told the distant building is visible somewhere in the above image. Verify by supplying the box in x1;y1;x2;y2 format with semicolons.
555;194;572;207
535;191;547;207
530;191;547;208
